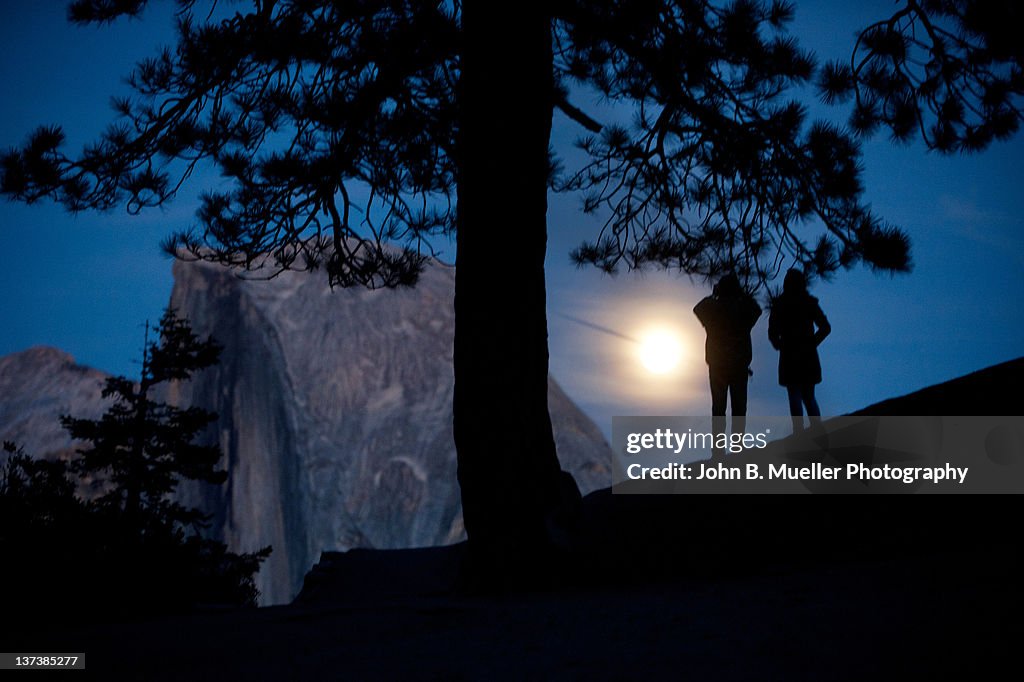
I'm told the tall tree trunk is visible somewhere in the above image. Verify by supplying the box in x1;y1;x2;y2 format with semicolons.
455;4;565;576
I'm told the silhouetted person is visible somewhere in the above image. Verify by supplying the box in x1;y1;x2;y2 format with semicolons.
694;274;762;424
768;268;831;432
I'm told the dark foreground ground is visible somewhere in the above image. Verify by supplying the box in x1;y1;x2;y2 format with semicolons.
9;359;1022;680
10;492;1019;681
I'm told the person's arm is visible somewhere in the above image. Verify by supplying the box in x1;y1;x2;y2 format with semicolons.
693;297;714;327
767;308;781;350
745;297;762;330
813;304;831;346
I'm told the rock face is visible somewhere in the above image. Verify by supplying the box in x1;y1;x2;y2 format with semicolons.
0;261;613;605
0;347;110;460
165;258;613;605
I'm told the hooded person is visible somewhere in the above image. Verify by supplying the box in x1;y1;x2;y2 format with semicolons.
693;273;762;421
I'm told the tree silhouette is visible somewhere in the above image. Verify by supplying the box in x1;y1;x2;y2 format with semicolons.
2;1;1021;576
818;0;1023;153
1;310;272;614
1;441;84;536
57;309;269;611
61;308;227;538
1;442;92;617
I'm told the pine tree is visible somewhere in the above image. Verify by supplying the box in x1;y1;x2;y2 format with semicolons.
61;308;226;538
2;313;269;613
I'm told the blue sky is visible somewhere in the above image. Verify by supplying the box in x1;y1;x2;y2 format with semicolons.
1;2;1022;438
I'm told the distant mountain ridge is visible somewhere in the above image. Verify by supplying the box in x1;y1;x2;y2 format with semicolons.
0;346;110;459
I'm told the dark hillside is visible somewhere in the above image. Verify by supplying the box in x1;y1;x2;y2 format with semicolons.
854;357;1024;416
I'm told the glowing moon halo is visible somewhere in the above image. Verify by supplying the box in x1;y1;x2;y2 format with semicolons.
638;331;683;374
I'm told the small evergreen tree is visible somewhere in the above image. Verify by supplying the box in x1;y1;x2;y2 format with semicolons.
58;309;271;610
2;313;270;615
61;308;227;538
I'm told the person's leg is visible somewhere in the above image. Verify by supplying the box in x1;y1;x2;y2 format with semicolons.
709;368;727;459
786;385;804;415
802;383;821;417
802;383;823;443
709;368;727;417
801;383;826;445
787;384;805;433
729;367;748;438
730;368;748;417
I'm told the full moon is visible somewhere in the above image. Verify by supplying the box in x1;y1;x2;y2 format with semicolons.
638;331;683;374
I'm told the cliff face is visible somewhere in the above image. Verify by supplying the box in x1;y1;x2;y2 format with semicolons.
166;258;613;604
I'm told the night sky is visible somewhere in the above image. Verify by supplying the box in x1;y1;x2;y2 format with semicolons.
2;2;1022;440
